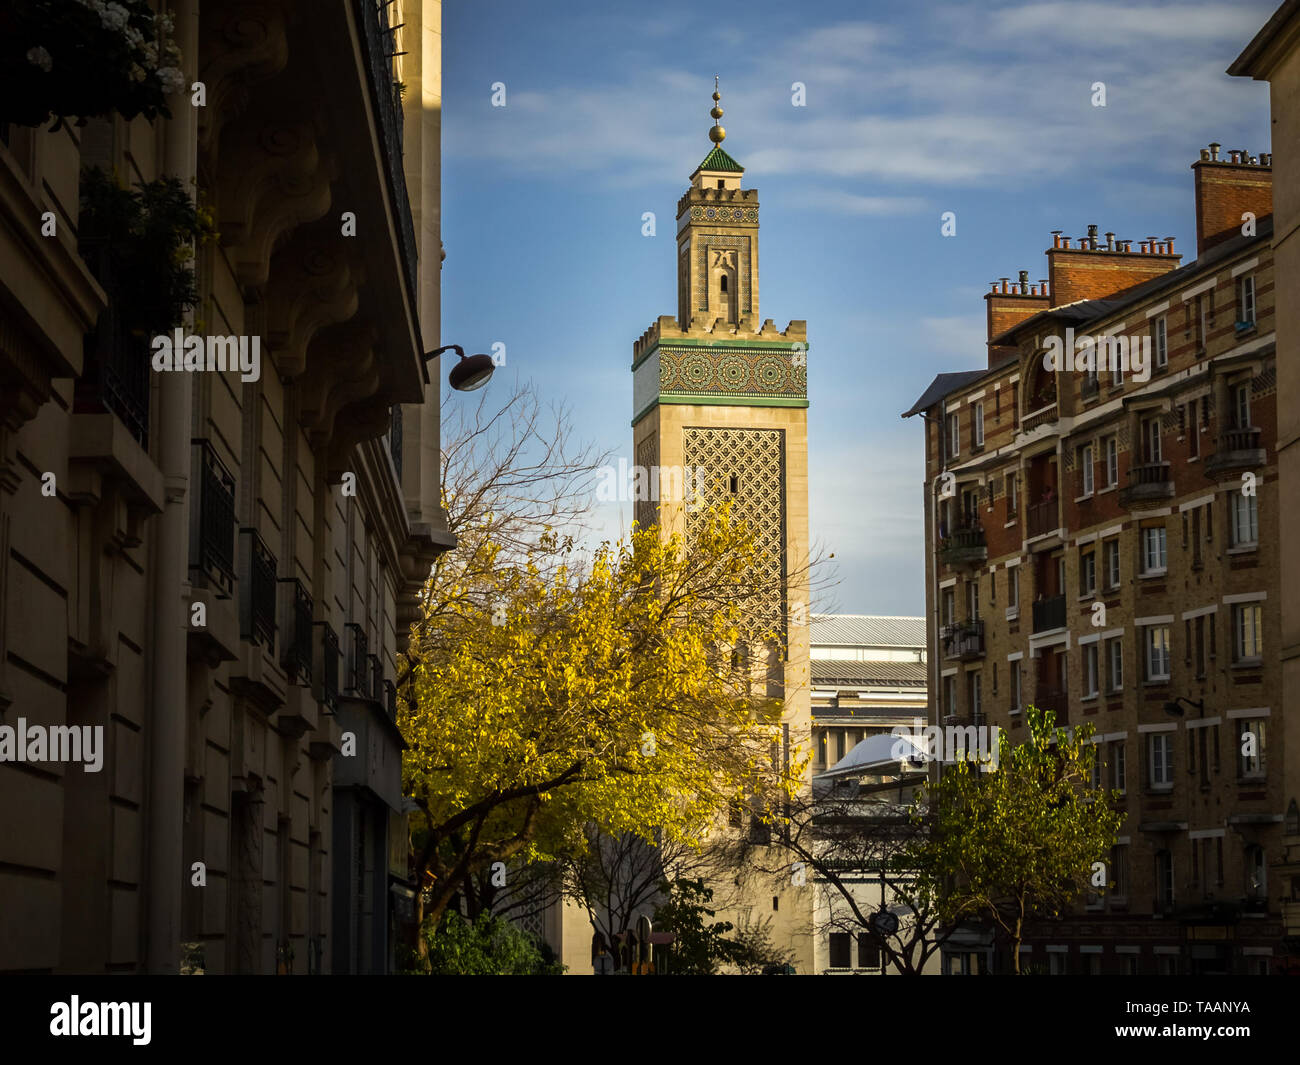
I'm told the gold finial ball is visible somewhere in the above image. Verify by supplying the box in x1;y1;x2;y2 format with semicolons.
709;125;726;144
710;105;723;119
712;91;721;101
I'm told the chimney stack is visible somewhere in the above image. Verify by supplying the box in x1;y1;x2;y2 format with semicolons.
1191;142;1272;255
985;267;1051;366
1044;227;1181;308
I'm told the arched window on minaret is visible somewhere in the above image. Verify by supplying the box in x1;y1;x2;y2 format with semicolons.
719;275;728;294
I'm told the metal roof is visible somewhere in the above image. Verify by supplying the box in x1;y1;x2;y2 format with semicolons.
810;614;926;649
811;660;927;686
901;369;986;418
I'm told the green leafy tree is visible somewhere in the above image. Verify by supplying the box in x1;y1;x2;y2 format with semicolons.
913;705;1125;973
652;877;740;975
415;911;565;975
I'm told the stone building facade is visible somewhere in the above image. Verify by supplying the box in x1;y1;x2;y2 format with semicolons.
1230;0;1300;972
0;0;449;974
905;146;1290;974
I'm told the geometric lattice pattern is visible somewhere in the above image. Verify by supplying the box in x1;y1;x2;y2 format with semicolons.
659;346;806;399
694;234;752;313
683;426;786;641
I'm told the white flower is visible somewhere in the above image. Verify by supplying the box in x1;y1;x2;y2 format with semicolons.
157;67;186;93
25;46;53;73
100;3;130;32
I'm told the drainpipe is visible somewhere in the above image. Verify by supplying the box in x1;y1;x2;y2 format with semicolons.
145;0;198;974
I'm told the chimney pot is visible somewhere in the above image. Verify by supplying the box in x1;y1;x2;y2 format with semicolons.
1229;150;1241;164
1062;236;1071;248
1209;142;1221;160
1018;269;1030;289
1200;148;1211;161
1105;231;1115;250
1000;277;1010;293
1140;241;1149;253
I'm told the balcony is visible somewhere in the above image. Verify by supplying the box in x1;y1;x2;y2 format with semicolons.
1118;461;1174;508
1026;499;1059;539
345;622;369;696
239;528;277;649
188;440;236;598
942;619;985;661
937;522;987;568
278;578;313;685
1034;686;1069;723
1032;594;1066;633
356;0;417;309
1204;427;1266;477
315;622;340;712
1021;404;1058;434
368;653;384;702
74;245;150;449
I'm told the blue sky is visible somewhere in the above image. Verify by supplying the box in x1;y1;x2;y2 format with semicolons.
440;0;1275;616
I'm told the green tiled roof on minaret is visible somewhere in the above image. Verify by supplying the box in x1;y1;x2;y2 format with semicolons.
696;144;744;172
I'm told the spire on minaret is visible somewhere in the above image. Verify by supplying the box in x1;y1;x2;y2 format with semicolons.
710;75;726;145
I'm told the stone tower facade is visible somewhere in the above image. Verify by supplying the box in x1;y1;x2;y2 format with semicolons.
630;88;813;970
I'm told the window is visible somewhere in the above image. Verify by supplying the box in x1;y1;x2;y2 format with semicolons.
1048;952;1068;976
1149;734;1173;788
1155;851;1175;910
946;412;960;458
1079;443;1094;496
1011;660;1022;710
1080;550;1096;597
1012;382;1019;427
1237;275;1256;327
1107;638;1123;692
1234;603;1263;663
719;274;728;292
857;934;880;970
1104;436;1118;487
1144;625;1171;681
1194;615;1206;678
1231;381;1251;430
1110;843;1128;896
1230;492;1258;547
1152;315;1168;368
1007;473;1019;522
943;675;957;716
1104;538;1120;589
1140;526;1167;575
1191;506;1202;568
1245;845;1266;900
1238;718;1266;778
1197;293;1209;351
1083;643;1099;698
829;933;851;969
1110;740;1126;794
966;578;979;621
973;401;985;448
970;672;982;722
1186;398;1200;458
1111;350;1125;387
1141;415;1163;464
989;568;996;606
1008;565;1020;613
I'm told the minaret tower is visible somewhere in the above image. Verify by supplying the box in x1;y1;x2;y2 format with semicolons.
630;80;812;970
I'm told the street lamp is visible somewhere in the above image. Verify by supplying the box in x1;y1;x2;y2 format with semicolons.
423;344;495;392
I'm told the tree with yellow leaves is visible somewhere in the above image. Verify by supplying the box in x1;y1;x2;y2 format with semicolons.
400;504;804;967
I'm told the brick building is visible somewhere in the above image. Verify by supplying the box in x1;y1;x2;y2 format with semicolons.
904;145;1289;975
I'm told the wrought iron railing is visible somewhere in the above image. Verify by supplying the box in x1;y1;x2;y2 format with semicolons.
354;0;418;311
1127;461;1172;487
316;622;340;712
1032;594;1067;633
240;528;277;648
941;619;985;659
368;653;384;701
385;679;397;720
1035;686;1069;722
938;522;986;565
279;578;313;684
345;622;368;695
189;440;236;596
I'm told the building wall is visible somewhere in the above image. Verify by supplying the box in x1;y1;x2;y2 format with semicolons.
0;0;444;974
915;184;1287;972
